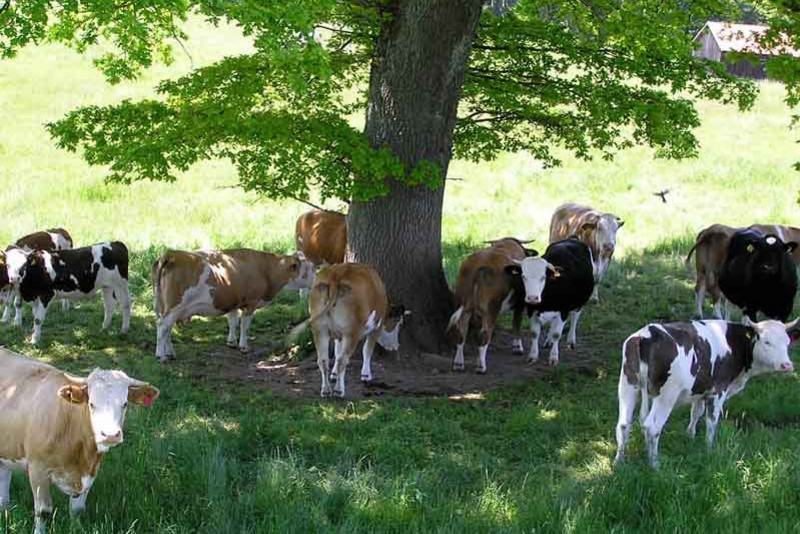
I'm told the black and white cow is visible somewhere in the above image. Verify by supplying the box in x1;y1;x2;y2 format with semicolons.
18;242;130;345
719;229;798;322
615;318;798;469
512;237;595;365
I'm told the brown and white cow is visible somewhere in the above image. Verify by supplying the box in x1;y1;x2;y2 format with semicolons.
152;248;315;360
446;238;538;373
686;223;800;318
2;228;74;324
549;203;624;302
295;210;347;267
0;348;158;534
614;318;798;469
308;263;408;398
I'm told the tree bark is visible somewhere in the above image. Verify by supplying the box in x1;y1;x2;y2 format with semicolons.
346;0;484;353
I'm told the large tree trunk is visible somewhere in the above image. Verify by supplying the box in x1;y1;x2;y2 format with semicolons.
346;0;484;353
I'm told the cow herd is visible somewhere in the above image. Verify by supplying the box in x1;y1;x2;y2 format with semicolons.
0;206;799;533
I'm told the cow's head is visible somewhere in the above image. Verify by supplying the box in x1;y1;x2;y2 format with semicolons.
58;370;159;453
4;247;29;285
744;316;797;373
282;251;316;290
506;257;560;305
378;305;411;351
753;235;795;275
582;214;623;257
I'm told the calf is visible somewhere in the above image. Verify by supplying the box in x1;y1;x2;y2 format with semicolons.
549;203;623;301
0;347;158;534
719;230;798;321
686;223;800;318
446;238;538;373
309;263;407;397
152;249;315;360
615;318;797;469
18;242;130;345
295;210;347;266
517;237;595;365
2;228;74;324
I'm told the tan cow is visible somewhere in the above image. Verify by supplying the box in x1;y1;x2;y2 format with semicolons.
0;348;158;534
152;248;315;360
446;238;539;374
295;210;347;266
686;223;800;318
549;203;624;301
308;263;408;398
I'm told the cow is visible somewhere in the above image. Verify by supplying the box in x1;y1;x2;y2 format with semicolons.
1;228;74;324
17;242;130;345
686;223;800;318
548;203;623;301
446;237;538;374
517;237;595;365
295;210;347;267
614;318;798;469
308;262;408;398
0;347;159;534
152;249;315;360
718;230;798;322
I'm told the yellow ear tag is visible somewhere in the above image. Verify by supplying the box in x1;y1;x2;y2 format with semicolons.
746;331;753;339
747;244;755;253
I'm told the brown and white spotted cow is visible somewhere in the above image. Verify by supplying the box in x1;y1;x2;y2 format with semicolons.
308;263;408;398
446;238;538;374
295;210;347;267
549;203;624;301
614;318;798;469
152;248;315;360
686;223;800;319
2;228;74;324
0;347;158;534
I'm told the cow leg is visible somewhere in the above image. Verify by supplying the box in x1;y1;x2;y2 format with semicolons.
567;308;582;349
477;306;499;374
0;467;10;509
543;312;565;365
31;299;50;346
642;391;679;470
70;487;91;518
61;298;71;312
226;311;241;348
238;312;255;353
28;464;53;534
511;306;524;355
695;283;706;319
330;339;343;385
704;395;726;448
116;281;131;334
312;326;332;397
639;389;650;426
332;336;356;398
155;314;177;361
527;312;541;363
361;333;378;382
14;289;23;328
449;307;470;372
614;376;638;466
687;399;706;439
0;288;12;323
101;288;115;330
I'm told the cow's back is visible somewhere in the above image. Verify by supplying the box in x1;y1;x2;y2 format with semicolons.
313;263;388;327
13;228;73;252
539;238;594;311
549;203;595;244
295;210;347;265
453;249;517;307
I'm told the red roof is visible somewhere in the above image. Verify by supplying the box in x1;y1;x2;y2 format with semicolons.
695;21;800;57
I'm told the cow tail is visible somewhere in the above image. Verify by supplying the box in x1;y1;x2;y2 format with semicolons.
288;279;338;343
151;256;172;318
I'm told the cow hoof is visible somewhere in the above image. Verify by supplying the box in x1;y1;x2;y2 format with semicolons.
334;389;345;398
452;363;465;372
320;388;332;398
239;347;250;354
512;347;524;355
567;342;576;350
526;357;538;365
476;368;487;375
548;358;559;366
361;375;372;383
226;340;237;348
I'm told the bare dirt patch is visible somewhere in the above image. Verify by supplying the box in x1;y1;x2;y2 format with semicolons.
174;328;614;399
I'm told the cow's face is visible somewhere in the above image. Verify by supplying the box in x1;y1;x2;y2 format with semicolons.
754;235;795;275
747;317;797;373
283;252;316;290
5;248;29;284
509;257;559;305
595;215;623;257
58;370;159;453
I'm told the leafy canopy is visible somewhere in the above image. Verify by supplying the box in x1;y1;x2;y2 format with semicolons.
0;0;768;202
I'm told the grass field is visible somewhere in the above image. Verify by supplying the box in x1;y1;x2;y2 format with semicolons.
2;19;800;534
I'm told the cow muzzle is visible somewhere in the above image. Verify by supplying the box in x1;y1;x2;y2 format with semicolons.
99;429;123;446
526;296;541;304
780;361;795;372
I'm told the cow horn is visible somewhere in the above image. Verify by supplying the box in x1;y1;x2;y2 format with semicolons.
63;372;88;385
785;318;799;331
742;316;756;328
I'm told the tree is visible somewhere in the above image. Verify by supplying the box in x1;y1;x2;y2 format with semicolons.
2;0;760;351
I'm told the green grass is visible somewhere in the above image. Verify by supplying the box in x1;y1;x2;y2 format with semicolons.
2;19;800;534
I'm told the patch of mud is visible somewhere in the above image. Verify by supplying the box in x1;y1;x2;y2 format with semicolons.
174;329;613;399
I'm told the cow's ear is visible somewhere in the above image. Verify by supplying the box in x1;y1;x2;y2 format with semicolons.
58;384;88;405
547;264;563;279
785;242;798;253
523;248;539;257
128;383;160;407
580;222;597;231
616;217;625;228
505;264;522;277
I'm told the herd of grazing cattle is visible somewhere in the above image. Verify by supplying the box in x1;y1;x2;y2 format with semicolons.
0;204;799;532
